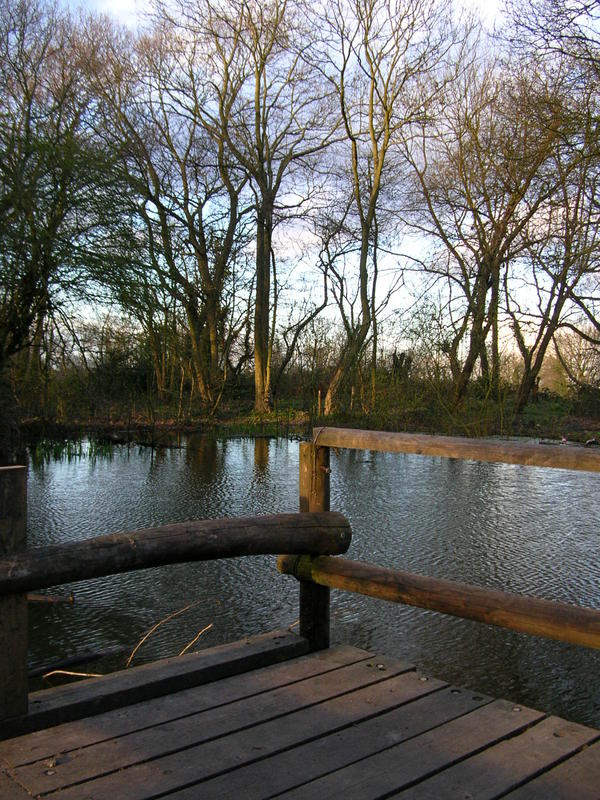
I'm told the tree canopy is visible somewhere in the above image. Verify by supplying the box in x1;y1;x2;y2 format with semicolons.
2;0;599;430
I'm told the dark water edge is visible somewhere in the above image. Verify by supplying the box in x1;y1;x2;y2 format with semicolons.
25;436;600;729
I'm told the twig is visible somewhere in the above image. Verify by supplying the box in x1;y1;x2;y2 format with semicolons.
126;601;201;667
29;646;126;678
178;623;214;656
43;670;103;680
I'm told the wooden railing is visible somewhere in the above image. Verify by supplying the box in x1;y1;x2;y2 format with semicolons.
282;427;600;654
310;426;600;472
0;464;351;722
2;427;600;725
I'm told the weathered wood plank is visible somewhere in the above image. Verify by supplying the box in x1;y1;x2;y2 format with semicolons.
501;740;600;800
279;555;600;649
0;769;31;799
270;700;544;800
390;716;600;799
0;511;351;595
313;426;600;473
0;644;369;767
31;655;415;799
167;684;492;800
0;466;28;720
3;639;599;800
0;629;309;739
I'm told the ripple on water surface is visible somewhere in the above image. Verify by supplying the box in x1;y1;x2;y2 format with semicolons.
26;438;600;728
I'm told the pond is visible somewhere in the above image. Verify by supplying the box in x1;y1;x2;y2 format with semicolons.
26;435;600;728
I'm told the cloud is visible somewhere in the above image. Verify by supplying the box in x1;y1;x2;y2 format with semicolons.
64;0;142;27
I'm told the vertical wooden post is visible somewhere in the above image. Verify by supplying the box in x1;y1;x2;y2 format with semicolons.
0;466;28;719
299;442;330;650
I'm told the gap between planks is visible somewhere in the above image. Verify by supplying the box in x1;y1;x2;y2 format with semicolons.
1;629;310;739
12;650;419;798
0;643;372;769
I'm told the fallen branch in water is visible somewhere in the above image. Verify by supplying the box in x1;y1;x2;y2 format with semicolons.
178;623;213;656
126;600;202;667
29;647;126;678
43;669;103;680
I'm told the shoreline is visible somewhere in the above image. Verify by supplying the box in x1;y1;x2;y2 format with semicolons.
18;406;600;449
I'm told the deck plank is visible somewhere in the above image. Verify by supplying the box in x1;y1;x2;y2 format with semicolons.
0;770;30;799
16;651;414;797
501;740;600;800
0;630;308;739
390;716;600;799
2;629;308;738
166;684;493;800
2;642;598;800
270;700;545;799
0;643;367;768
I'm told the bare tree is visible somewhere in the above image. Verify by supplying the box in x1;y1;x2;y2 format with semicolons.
505;0;600;80
400;36;567;404
165;0;336;413
313;0;453;414
553;324;600;392
86;15;251;410
0;0;126;373
506;75;600;412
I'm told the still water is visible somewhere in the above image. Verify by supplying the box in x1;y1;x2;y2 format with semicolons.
26;436;600;727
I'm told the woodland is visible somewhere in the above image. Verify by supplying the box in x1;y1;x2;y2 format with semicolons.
1;0;600;451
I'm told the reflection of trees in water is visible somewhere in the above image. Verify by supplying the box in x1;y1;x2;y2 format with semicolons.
25;439;600;726
148;446;167;473
254;438;270;477
185;436;219;480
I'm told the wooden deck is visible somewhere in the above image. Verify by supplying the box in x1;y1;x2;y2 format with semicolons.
1;631;598;799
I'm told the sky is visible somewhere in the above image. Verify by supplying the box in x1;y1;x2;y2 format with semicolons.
64;0;143;27
64;0;503;29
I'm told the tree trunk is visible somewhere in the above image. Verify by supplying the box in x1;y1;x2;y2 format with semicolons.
324;324;370;415
514;363;536;414
490;268;501;398
453;270;492;404
186;307;212;405
254;198;273;413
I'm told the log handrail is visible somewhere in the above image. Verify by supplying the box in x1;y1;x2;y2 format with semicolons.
0;512;351;596
279;554;600;650
286;427;600;651
313;426;600;473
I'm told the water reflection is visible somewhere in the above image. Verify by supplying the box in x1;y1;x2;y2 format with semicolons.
253;437;270;477
26;438;600;728
184;436;219;478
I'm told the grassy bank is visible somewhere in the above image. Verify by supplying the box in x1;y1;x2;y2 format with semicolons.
17;389;600;454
